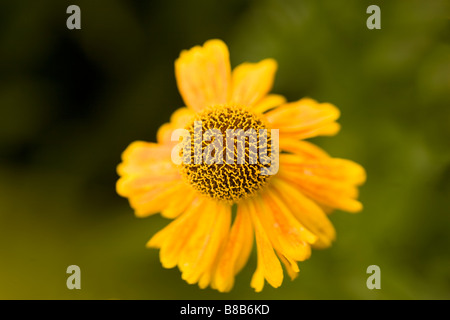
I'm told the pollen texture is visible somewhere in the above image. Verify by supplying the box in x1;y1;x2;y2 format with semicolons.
180;105;273;202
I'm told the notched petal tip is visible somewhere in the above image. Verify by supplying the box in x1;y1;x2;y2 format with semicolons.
175;39;231;112
115;177;129;197
231;58;278;107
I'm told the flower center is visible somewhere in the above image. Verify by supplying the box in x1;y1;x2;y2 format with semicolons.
180;105;273;202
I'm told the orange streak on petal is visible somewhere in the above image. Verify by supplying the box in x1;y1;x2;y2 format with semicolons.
147;197;207;268
278;165;364;213
129;181;185;217
178;200;231;286
265;98;340;140
213;203;254;292
247;198;283;292
255;190;316;262
117;141;173;176
271;177;336;248
279;139;330;159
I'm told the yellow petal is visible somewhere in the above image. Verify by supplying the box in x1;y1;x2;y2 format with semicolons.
233;210;255;275
252;94;286;114
250;266;265;293
175;39;231;112
254;189;316;262
281;155;366;186
147;197;206;268
279;154;366;213
198;272;212;290
157;107;196;145
178;200;231;286
116;141;174;176
160;186;198;219
212;203;254;292
247;198;283;291
116;141;185;217
280;172;362;212
230;59;277;107
116;172;180;196
271;177;336;248
277;251;299;281
279;139;330;159
127;181;186;217
265;98;340;140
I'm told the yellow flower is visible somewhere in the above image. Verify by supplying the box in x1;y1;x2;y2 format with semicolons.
116;39;366;292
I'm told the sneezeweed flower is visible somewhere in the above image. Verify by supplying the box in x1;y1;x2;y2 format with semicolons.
116;39;366;292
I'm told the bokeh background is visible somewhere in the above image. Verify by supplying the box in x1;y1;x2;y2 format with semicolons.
1;0;449;299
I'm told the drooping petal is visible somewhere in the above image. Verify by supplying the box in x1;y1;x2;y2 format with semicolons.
175;39;231;112
253;189;317;262
147;197;207;268
212;203;254;292
277;251;300;281
178;200;231;287
270;177;336;248
230;59;278;107
246;198;283;292
278;154;366;213
265;98;341;140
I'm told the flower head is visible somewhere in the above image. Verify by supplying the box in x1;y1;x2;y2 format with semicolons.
116;39;366;292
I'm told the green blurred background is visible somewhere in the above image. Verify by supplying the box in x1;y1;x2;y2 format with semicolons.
1;0;449;299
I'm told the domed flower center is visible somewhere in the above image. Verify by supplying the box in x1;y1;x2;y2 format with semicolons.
180;105;275;202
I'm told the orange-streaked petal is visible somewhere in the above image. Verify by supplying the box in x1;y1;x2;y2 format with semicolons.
147;197;207;268
254;189;316;262
280;139;330;159
126;181;186;217
270;177;336;248
175;39;231;112
117;171;180;196
212;203;254;292
247;199;283;292
265;98;340;140
117;141;174;177
230;59;277;107
178;200;231;287
279;154;366;213
116;141;186;217
281;154;366;186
